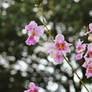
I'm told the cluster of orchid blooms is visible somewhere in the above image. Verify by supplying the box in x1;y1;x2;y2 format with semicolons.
24;82;39;92
24;21;92;92
76;23;92;78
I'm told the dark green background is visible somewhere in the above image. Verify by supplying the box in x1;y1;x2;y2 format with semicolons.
0;0;92;92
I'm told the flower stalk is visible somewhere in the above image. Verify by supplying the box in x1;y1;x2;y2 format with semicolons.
33;2;90;92
40;8;54;43
63;55;89;92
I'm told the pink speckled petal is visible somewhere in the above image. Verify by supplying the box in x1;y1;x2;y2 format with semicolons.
76;53;83;60
29;82;35;89
89;23;92;31
88;43;92;52
35;26;44;36
55;34;64;43
25;36;36;45
25;21;37;31
82;61;88;69
85;70;92;78
54;51;64;64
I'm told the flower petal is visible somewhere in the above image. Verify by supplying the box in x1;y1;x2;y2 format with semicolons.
54;55;64;64
25;36;36;45
47;43;55;53
85;70;92;78
89;23;92;32
25;21;37;31
55;34;64;43
35;26;44;36
88;43;92;51
82;61;88;69
29;82;36;89
76;53;83;60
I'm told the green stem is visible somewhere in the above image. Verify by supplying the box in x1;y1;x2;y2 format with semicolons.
39;7;54;43
63;55;89;92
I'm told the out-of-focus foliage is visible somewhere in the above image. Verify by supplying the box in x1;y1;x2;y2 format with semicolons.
0;0;92;92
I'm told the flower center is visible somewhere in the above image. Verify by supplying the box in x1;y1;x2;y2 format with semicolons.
88;51;92;56
31;31;36;37
88;66;92;72
77;46;81;51
56;42;65;50
30;90;37;92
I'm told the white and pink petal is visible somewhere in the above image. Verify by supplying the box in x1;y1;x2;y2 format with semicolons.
35;26;44;36
55;34;64;43
25;36;36;45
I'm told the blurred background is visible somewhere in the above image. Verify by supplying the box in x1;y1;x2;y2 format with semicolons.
0;0;92;92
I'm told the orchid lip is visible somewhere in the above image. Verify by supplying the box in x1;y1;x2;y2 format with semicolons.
56;42;66;50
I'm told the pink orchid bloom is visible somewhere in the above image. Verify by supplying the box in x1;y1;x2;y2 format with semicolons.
47;43;64;64
25;21;44;45
76;39;86;60
86;43;92;57
47;34;71;64
76;39;86;53
55;34;71;53
82;58;92;78
24;82;39;92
